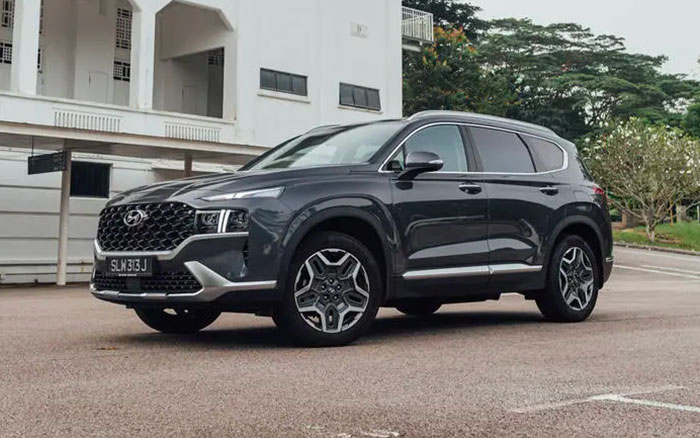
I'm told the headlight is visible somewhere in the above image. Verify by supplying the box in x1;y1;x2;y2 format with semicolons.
203;187;284;202
195;209;249;234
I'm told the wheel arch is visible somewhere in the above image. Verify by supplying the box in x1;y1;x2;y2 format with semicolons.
546;215;606;288
279;202;396;302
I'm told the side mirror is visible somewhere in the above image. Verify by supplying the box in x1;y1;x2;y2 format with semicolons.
399;151;444;179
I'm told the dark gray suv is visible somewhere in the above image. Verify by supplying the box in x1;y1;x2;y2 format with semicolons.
91;111;614;347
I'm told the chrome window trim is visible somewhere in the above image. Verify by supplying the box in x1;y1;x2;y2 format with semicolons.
94;232;249;261
379;121;569;176
403;263;543;280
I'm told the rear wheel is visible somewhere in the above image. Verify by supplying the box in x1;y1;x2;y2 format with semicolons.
134;308;221;334
536;235;599;322
395;301;442;316
274;231;382;347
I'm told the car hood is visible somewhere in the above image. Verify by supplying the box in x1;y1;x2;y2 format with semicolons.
107;166;362;207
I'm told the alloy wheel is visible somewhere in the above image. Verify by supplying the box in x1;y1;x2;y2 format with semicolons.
293;248;370;334
559;246;595;311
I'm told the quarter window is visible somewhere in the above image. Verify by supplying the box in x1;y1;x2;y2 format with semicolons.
339;83;381;111
522;135;565;172
260;68;308;96
70;162;111;198
469;127;535;173
389;125;468;173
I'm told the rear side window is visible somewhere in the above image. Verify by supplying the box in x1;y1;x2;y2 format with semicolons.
402;125;468;172
469;127;535;173
522;135;565;172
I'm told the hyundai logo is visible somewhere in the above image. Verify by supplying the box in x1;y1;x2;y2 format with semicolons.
123;209;148;228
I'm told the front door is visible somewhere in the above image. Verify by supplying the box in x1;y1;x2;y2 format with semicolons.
388;124;490;298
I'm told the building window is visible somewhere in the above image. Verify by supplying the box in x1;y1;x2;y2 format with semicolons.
116;8;132;50
70;162;111;198
339;83;381;111
113;60;131;82
208;48;224;67
0;41;11;64
260;68;307;96
1;0;13;29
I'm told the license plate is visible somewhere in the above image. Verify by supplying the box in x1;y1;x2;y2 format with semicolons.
107;256;154;277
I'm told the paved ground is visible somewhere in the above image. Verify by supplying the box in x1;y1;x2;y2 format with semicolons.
1;247;699;437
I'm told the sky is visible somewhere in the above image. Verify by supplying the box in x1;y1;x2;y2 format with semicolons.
469;0;700;78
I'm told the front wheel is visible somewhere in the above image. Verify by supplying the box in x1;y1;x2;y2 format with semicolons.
274;231;382;347
536;235;600;322
134;308;221;334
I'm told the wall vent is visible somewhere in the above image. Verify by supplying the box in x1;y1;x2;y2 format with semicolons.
165;123;221;143
54;110;122;133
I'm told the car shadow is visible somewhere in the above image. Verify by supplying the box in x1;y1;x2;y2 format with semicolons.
110;310;545;350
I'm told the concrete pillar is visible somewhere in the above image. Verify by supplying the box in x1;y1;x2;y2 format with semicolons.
10;0;41;95
129;1;168;109
57;151;72;286
184;153;193;177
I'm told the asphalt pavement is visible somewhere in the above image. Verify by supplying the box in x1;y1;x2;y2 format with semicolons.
1;247;699;437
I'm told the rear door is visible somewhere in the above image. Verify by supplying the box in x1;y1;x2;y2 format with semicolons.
388;124;490;298
466;126;566;290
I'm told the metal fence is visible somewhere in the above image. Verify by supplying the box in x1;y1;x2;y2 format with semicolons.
402;6;434;43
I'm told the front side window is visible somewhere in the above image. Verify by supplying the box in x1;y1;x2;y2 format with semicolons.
244;122;404;171
387;125;468;173
469;127;535;173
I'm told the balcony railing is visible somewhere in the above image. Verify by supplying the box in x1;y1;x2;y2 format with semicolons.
402;6;434;43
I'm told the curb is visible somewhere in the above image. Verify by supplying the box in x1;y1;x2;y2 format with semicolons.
614;242;700;257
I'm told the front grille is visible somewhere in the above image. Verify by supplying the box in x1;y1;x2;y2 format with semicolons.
93;271;202;294
97;203;196;252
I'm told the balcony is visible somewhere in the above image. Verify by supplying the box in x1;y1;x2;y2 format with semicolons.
402;6;434;50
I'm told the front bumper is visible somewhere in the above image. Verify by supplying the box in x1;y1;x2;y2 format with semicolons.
90;232;278;306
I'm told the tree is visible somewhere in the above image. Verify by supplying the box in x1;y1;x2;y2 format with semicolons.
582;119;700;241
402;0;488;41
403;27;515;116
682;101;700;138
476;19;700;141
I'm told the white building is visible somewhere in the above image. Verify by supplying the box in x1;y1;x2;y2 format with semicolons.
0;0;433;285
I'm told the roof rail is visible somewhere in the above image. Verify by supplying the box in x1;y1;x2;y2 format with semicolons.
408;111;556;135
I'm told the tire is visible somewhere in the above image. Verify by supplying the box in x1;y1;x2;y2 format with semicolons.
274;231;382;347
396;301;442;316
536;235;600;322
134;308;221;334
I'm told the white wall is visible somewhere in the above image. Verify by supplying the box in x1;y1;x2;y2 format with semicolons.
234;0;403;146
0;147;158;284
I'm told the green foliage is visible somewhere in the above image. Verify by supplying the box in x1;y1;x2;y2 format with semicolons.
403;27;515;116
581;119;700;240
402;0;488;41
614;222;700;252
476;19;699;141
682;102;700;138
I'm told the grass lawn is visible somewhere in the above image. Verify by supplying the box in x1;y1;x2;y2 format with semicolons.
614;222;700;252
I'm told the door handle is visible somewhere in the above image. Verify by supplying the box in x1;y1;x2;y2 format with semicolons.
539;186;559;196
459;183;482;195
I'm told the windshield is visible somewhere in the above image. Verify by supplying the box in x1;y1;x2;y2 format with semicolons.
243;121;404;170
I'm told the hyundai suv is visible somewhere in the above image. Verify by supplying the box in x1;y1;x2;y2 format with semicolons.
91;111;614;347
